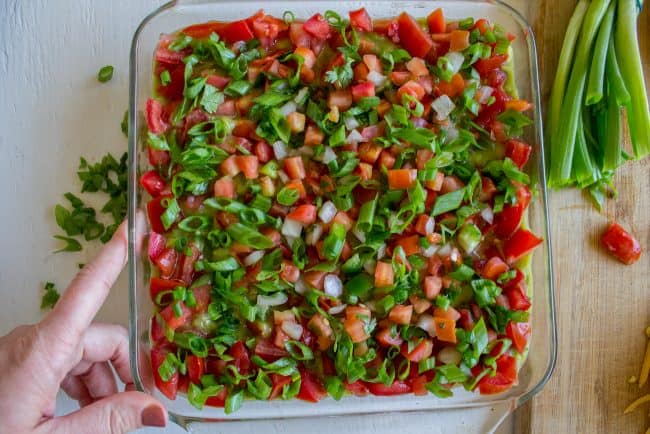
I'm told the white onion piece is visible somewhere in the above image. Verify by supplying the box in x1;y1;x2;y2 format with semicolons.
476;85;494;104
306;224;323;246
294;278;307;295
416;314;437;337
243;250;264;266
272;140;288;160
481;206;494;224
284;235;297;247
377;243;387;260
367;70;387;87
442;124;459;143
257;292;288;307
322;147;337;164
449;247;461;263
294;87;309;104
280;101;297;117
277;169;289;183
363;259;376;275
423;216;435;235
281;321;304;340
446;51;465;74
324;274;343;298
422;244;439;258
432;95;456;120
282;218;303;238
328;304;347;315
318;201;337;223
344;115;360;131
437;243;452;258
352;229;366;243
437;346;462;365
346;129;364;144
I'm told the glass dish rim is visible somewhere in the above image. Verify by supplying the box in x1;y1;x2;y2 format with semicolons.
127;0;557;423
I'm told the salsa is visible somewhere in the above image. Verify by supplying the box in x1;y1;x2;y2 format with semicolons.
141;7;541;413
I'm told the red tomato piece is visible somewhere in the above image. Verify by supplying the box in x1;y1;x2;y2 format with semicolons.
229;341;252;374
427;8;446;34
149;277;184;303
182;22;227;39
601;222;642;265
148;231;166;261
506;139;532;169
297;368;327;403
481;256;509;281
506;321;531;353
140;171;168;197
148;147;171;167
270;374;293;400
150;315;165;343
206;74;230;90
364;380;412;396
503;229;543;264
287;204;317;225
344;380;369;397
218;20;254;43
397;12;433;58
254;338;289;362
303;14;331;40
186;355;205;385
153;247;178;278
411;375;429;396
205;388;228;408
349;8;372;32
401;339;434;362
475;54;509;77
284;156;306;179
235;155;259;179
145;99;168;134
213;176;236;199
151;348;179;400
160;302;192;330
376;327;404;347
351;81;375;102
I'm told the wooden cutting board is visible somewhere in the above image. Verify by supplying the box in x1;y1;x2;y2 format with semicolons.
508;1;650;433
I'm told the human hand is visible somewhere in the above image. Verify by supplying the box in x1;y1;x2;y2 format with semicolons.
0;215;168;434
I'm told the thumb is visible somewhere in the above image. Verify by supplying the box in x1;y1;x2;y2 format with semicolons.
46;391;168;434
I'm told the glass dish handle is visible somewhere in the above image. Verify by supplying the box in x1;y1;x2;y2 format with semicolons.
180;402;514;434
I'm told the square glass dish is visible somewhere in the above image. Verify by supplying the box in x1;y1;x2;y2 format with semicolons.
128;0;556;426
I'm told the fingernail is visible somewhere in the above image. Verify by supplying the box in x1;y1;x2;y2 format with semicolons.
141;405;167;427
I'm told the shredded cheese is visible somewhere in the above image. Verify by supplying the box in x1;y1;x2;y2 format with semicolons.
624;394;650;414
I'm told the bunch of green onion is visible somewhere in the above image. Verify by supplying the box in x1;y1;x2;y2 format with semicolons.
546;0;649;208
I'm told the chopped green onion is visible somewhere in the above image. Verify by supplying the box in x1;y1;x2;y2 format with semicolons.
97;65;114;83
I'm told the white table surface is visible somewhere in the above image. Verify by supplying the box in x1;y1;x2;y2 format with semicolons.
0;1;515;432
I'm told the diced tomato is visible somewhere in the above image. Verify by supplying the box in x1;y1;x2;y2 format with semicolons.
427;8;446;34
449;30;470;51
179;244;200;285
374;261;394;287
397;12;433;58
396;235;420;256
235;155;259;179
150;277;184;304
504;282;531;312
473;18;491;35
145;99;168;134
424;275;442;299
191;285;211;313
345;380;370;396
433;317;457;343
284;156;306;179
364;380;412;396
205;74;230;90
505;99;532;112
477;371;512;395
148;147;171;167
401;339;433;362
186;355;205;385
506;139;532;169
140;171;167;197
182;21;226;39
503;229;543;264
229;341;252;374
290;22;312;48
280;261;300;283
482;256;509;280
269;373;293;400
205;388;228;408
376;327;404;347
220;155;241;176
506;321;531;353
254;338;289;362
343;317;369;343
287;204;317;225
151;348;179;400
304;125;324;146
397;80;426;102
351;82;375;102
494;186;531;238
475;54;509;77
147;195;176;234
150;315;165;343
327;89;353;110
440;175;465;193
601;222;642;265
303;270;326;290
153;247;178;278
218;19;254;43
297;368;327;402
387;169;417;189
160;302;192;330
303;13;331;40
349;8;372;32
411;375;429;396
213;176;236;199
285;179;306;199
433;306;461;321
414;214;434;235
487;69;508;88
248;11;288;47
388;305;413;325
148;231;166;261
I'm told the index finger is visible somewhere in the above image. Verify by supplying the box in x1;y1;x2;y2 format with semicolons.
43;211;145;343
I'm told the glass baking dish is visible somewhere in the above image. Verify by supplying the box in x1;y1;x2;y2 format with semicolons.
128;0;557;427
